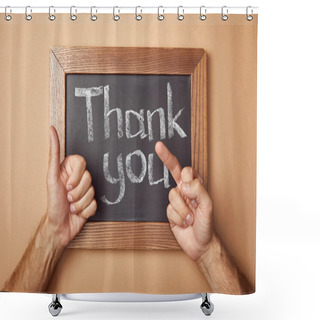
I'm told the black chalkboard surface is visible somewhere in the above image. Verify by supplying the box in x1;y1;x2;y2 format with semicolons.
66;74;191;222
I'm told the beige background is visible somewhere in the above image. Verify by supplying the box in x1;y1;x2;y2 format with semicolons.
0;13;257;294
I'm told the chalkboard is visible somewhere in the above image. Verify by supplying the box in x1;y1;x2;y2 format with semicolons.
50;46;207;250
66;74;191;222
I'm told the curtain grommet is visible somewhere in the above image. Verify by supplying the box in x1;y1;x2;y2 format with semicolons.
113;6;120;21
177;6;184;21
246;6;253;21
4;6;12;21
157;6;165;21
91;6;97;21
135;6;142;21
70;6;77;21
49;6;56;21
221;6;228;21
200;6;207;21
25;6;32;21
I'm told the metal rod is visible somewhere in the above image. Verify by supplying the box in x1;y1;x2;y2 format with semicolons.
0;6;259;15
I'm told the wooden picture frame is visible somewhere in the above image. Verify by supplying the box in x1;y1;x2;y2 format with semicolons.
50;47;207;250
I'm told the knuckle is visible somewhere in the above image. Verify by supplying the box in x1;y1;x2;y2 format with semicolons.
72;203;77;212
168;187;178;201
89;185;95;197
76;155;86;167
85;170;92;184
68;190;77;201
171;154;178;163
65;155;72;162
194;178;202;189
166;205;175;220
92;199;97;211
166;205;182;225
168;188;175;201
181;166;193;177
207;199;213;213
181;207;189;219
175;216;184;227
179;212;187;222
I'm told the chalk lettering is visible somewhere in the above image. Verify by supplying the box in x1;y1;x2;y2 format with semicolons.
167;82;187;139
148;153;170;188
147;108;166;141
75;82;187;142
126;150;147;183
100;153;125;205
104;85;124;139
102;151;170;205
75;86;103;142
125;109;148;139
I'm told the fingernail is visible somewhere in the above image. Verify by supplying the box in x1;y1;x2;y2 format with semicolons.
70;204;76;213
67;185;73;191
186;213;194;226
67;194;73;202
182;183;190;192
191;200;198;208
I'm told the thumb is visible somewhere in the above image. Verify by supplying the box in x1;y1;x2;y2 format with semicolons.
48;126;61;183
181;178;212;211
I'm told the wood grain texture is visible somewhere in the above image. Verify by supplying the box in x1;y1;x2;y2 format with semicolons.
68;222;180;250
50;51;65;161
50;47;207;250
51;46;204;75
191;51;208;187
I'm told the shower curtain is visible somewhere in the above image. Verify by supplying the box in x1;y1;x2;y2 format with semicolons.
0;9;257;295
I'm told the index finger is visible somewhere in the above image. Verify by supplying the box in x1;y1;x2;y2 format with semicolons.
155;141;182;187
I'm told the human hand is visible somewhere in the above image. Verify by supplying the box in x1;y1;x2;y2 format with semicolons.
45;126;97;248
155;141;214;262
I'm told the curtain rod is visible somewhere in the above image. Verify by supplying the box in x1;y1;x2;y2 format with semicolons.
0;6;259;15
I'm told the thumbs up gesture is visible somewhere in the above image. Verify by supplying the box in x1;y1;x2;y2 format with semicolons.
46;126;97;248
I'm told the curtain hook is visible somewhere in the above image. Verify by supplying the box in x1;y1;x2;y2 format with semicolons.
177;6;184;21
135;6;142;21
5;6;12;21
246;6;253;21
70;6;77;21
221;6;228;21
113;6;120;21
91;6;97;21
157;6;164;21
25;6;32;21
49;6;56;21
200;6;207;21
